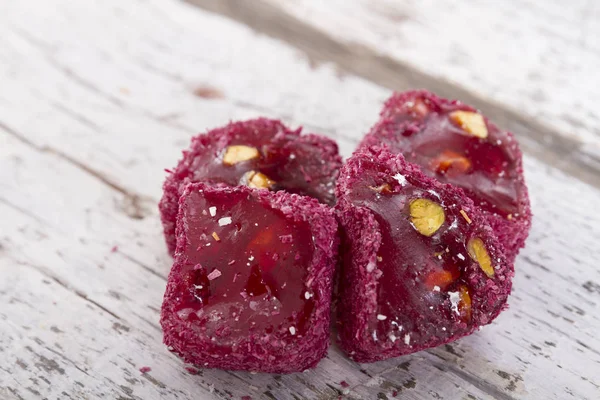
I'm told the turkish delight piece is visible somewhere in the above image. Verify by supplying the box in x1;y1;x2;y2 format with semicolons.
161;183;338;373
360;90;531;261
160;118;342;255
336;147;513;363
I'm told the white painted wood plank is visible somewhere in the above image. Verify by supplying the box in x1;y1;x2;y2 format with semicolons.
0;0;598;399
0;0;385;202
265;0;600;147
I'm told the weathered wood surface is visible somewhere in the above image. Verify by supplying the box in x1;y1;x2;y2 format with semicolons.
256;0;600;144
193;0;600;192
0;0;598;399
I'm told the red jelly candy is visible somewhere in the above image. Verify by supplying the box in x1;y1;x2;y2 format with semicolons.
335;148;513;363
159;118;342;255
360;90;532;261
160;183;338;373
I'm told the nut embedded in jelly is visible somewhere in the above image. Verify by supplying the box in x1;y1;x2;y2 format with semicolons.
467;237;494;277
222;145;261;165
244;170;275;190
449;111;488;139
409;198;446;237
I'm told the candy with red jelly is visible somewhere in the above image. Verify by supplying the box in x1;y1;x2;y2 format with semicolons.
360;90;531;261
160;183;338;373
335;147;513;363
160;118;342;255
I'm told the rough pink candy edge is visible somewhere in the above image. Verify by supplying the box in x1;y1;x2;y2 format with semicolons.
160;183;339;373
359;90;532;262
159;118;342;256
335;147;514;363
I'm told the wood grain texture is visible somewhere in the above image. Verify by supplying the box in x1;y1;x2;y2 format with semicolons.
0;0;598;399
260;0;600;146
190;0;600;192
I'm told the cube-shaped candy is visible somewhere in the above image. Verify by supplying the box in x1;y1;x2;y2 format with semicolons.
335;147;513;363
360;90;531;261
160;118;342;255
161;183;338;373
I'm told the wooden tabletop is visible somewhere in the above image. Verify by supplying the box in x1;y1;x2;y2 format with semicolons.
1;1;599;399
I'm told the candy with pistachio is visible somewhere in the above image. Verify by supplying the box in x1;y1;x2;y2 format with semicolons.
359;90;532;261
160;118;342;255
335;147;513;363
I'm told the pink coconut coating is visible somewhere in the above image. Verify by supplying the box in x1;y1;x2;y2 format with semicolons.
161;183;338;373
360;90;532;261
335;147;513;363
160;118;342;255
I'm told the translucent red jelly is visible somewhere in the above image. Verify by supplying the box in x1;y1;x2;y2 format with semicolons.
179;119;339;205
346;161;483;344
160;118;342;255
173;189;315;342
162;184;337;372
362;91;526;218
336;149;512;362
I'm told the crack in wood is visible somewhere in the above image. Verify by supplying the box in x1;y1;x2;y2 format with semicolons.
119;252;168;282
518;309;599;355
186;0;600;190
583;281;600;294
16;260;123;322
5;387;25;400
342;361;414;399
9;24;127;110
0;121;153;219
39;342;91;377
432;362;520;400
130;312;162;335
24;346;66;376
0;197;52;228
47;100;102;132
